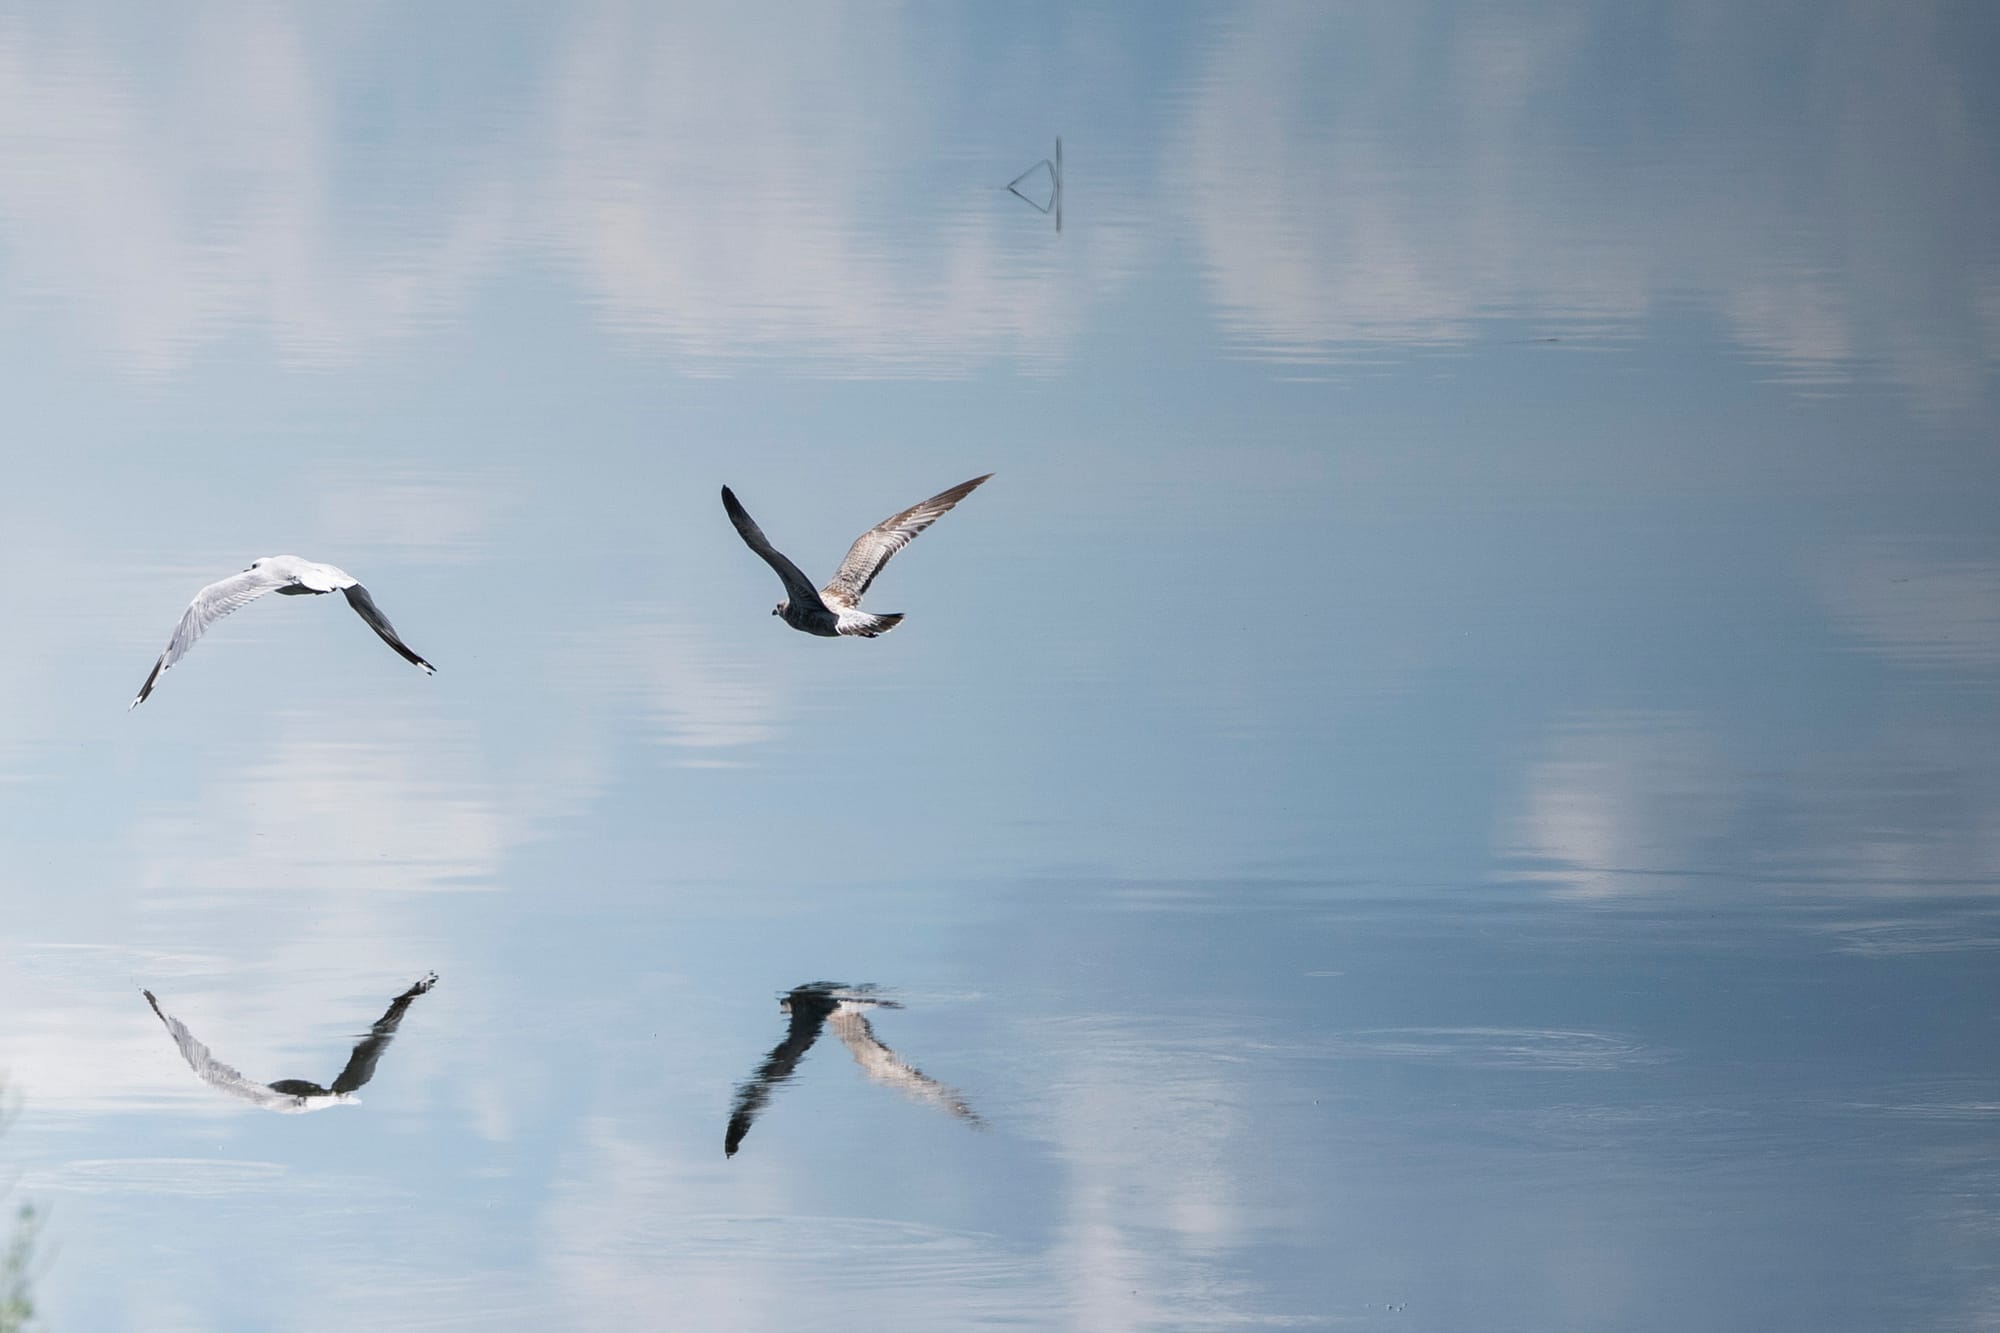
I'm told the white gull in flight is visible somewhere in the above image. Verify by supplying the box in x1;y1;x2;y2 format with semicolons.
721;474;991;637
131;555;435;707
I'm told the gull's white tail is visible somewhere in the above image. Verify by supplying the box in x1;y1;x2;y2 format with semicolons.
836;611;904;638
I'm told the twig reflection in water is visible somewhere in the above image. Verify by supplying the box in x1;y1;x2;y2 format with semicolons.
143;973;438;1113
725;983;982;1158
1005;136;1062;232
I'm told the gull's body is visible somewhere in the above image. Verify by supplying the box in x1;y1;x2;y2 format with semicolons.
721;475;991;637
131;555;435;708
143;974;437;1114
725;983;980;1157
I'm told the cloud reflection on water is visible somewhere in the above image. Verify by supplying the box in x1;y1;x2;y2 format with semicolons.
540;3;1084;375
1181;0;2000;406
1501;714;1732;899
1503;696;2000;905
543;1121;1055;1331
134;717;518;896
0;7;512;373
0;3;1989;404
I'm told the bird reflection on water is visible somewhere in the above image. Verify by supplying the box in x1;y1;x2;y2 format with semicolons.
725;983;981;1158
142;973;437;1113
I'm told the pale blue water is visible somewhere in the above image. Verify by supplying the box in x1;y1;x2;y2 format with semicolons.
1;3;1998;1330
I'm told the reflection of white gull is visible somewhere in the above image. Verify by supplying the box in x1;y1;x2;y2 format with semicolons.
829;998;982;1126
131;555;436;707
143;974;437;1113
725;983;981;1157
721;475;991;637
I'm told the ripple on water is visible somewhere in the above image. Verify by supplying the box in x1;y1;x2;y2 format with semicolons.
25;1157;289;1196
1326;1027;1655;1072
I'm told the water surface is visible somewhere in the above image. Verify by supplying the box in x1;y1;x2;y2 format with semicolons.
1;3;1998;1330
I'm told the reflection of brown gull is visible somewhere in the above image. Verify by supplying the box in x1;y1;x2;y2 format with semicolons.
725;984;980;1158
143;974;437;1113
828;1001;983;1126
724;984;842;1157
721;475;991;637
131;555;435;708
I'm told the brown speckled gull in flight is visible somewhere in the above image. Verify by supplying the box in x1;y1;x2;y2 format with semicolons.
720;474;991;637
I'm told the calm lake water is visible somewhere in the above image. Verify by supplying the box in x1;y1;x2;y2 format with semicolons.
2;3;1998;1330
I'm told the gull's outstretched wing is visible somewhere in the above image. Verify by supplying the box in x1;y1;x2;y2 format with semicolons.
329;972;436;1094
341;585;437;675
721;486;827;612
829;1005;983;1127
143;990;296;1111
725;985;843;1157
820;474;991;609
131;566;292;708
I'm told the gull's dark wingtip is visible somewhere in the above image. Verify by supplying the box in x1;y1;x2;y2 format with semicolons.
936;472;994;506
385;640;436;675
341;584;437;676
130;656;166;710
